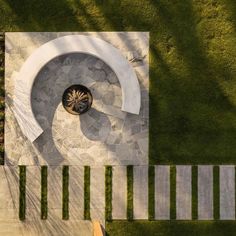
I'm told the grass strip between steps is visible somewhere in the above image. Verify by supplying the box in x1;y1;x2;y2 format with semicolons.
148;165;155;220
62;166;69;220
105;166;112;221
213;165;220;220
84;166;90;220
0;33;4;165
192;165;198;219
170;165;176;219
41;166;47;220
19;166;26;220
127;165;133;220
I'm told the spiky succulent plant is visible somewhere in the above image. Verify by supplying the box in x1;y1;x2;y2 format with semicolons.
66;89;89;112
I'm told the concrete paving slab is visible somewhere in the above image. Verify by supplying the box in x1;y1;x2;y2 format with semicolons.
112;166;127;219
198;165;213;220
155;166;170;220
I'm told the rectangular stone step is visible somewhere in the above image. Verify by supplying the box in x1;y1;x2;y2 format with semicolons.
220;166;235;220
69;166;84;220
48;166;62;218
176;166;192;220
25;166;41;219
198;165;213;220
133;166;148;219
112;166;127;219
90;167;105;225
155;165;170;220
0;166;18;220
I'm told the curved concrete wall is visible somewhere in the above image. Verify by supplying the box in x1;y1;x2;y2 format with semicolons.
13;35;141;142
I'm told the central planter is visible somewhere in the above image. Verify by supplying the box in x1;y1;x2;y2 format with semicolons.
62;84;93;115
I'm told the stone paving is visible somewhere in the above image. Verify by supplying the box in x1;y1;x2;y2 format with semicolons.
3;32;150;235
90;167;105;225
133;166;148;219
112;166;127;219
5;32;149;166
155;166;170;220
48;166;63;218
198;165;213;220
69;166;84;220
0;165;236;234
25;166;41;219
176;166;192;220
220;166;235;220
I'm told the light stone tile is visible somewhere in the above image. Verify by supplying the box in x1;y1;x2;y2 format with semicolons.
112;166;127;219
133;166;148;219
0;221;24;236
69;166;84;220
198;165;213;220
4;166;19;217
220;166;235;220
90;167;105;225
25;166;41;220
48;166;62;218
155;166;170;220
0;166;18;221
176;166;192;220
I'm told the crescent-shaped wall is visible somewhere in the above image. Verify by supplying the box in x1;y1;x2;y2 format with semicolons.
13;35;141;142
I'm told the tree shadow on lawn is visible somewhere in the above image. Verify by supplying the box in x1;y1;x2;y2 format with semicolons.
4;0;236;164
148;0;236;164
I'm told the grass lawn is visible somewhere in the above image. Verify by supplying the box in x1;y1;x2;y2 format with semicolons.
106;221;236;236
1;1;236;163
1;0;236;235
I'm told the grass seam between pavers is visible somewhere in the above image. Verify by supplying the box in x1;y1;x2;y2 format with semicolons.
213;165;220;220
127;165;133;220
148;165;155;220
105;166;112;221
84;166;90;220
41;166;47;220
170;165;176;220
62;165;69;220
19;165;26;220
192;165;198;220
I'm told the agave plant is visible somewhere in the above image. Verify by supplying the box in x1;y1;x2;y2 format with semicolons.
66;89;89;112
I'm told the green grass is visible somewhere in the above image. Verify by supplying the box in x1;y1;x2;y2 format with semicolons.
192;166;198;220
127;166;133;221
148;165;155;220
0;0;236;165
106;221;236;236
19;166;26;221
1;0;236;234
213;166;220;220
41;166;47;220
62;166;69;220
105;166;112;221
84;166;90;220
170;166;176;219
0;32;3;166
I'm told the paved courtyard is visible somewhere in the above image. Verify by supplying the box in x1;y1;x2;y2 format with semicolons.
5;32;149;166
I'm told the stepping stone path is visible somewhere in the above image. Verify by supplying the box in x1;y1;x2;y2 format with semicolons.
1;164;236;235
